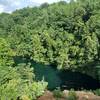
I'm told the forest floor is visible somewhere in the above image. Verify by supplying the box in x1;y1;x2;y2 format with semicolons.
38;90;100;100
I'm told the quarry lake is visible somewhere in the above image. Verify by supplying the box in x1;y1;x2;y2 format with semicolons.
14;56;100;90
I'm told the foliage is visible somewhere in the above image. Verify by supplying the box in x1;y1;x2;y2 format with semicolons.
0;0;100;70
0;38;15;66
0;64;47;100
93;89;100;96
53;88;64;98
67;89;78;100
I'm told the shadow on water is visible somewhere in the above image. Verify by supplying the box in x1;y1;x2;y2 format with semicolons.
59;70;100;90
14;56;100;90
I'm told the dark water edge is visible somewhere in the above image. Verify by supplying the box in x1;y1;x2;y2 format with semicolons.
14;57;100;91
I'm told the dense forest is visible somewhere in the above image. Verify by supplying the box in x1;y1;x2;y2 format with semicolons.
0;0;100;99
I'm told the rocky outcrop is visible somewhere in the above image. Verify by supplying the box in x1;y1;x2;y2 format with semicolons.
38;90;100;100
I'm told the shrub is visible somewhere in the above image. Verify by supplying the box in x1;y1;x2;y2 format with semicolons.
67;89;78;100
93;89;100;96
0;64;48;100
53;88;64;98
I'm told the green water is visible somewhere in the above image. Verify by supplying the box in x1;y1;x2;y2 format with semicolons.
31;61;100;90
14;57;100;90
31;61;61;90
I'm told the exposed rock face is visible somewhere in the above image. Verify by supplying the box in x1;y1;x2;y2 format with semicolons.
76;91;100;100
38;91;55;100
38;90;100;100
